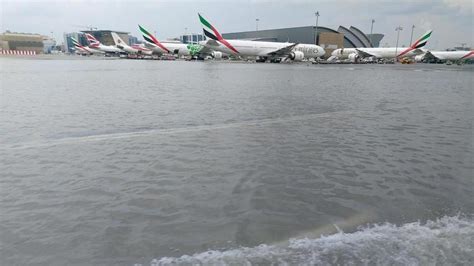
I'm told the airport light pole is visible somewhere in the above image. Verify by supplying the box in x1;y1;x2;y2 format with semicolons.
409;24;415;45
256;18;259;31
395;26;403;62
314;11;320;45
370;19;375;47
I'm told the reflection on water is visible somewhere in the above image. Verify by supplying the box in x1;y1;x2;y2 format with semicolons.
0;59;473;265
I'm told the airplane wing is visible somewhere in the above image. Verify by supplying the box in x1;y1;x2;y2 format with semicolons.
197;40;229;58
143;41;163;55
196;45;214;55
203;39;220;47
422;51;442;60
411;48;425;55
266;43;299;57
355;48;378;58
143;41;156;49
194;44;228;58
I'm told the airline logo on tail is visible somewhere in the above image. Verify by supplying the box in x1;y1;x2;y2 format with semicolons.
69;37;88;53
70;37;83;48
85;33;100;47
398;30;433;57
411;30;432;48
111;32;125;45
198;13;239;54
138;25;170;53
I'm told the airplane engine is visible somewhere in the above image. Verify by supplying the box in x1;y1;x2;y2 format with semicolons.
348;53;359;63
414;55;425;62
212;51;223;59
289;51;305;61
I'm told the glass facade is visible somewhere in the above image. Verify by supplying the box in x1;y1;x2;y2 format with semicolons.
180;34;205;44
129;35;139;45
81;31;130;46
63;32;87;53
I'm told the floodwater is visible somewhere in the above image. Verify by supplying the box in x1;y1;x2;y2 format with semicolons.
1;58;473;265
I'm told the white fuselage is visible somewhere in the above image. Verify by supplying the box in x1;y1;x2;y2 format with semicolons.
93;43;123;53
427;50;474;60
144;42;191;56
332;47;419;59
81;46;103;55
115;43;139;54
201;39;325;59
163;43;191;56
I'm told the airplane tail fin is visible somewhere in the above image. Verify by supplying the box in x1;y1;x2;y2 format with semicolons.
138;24;170;53
85;33;100;47
398;30;432;58
198;13;223;41
198;13;239;54
70;37;82;47
69;37;88;53
111;32;127;46
410;30;433;49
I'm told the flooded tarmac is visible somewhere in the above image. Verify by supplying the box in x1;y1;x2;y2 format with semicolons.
1;58;473;265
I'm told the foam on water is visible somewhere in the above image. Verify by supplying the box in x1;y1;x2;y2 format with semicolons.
2;110;350;150
152;215;474;266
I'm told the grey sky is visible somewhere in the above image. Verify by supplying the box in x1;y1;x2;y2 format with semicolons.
1;0;472;49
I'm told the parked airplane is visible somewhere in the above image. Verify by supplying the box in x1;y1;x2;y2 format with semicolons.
70;37;103;55
84;33;123;54
138;24;222;59
330;30;433;62
198;13;325;62
111;32;152;55
415;50;474;62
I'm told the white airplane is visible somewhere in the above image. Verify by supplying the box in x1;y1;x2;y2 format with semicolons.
198;13;325;62
138;24;222;59
330;30;433;62
110;32;152;55
84;33;123;54
415;50;474;62
70;36;103;55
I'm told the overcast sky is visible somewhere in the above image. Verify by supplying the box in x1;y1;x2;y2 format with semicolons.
1;0;472;49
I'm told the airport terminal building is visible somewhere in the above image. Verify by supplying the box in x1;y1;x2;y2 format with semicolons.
0;31;44;54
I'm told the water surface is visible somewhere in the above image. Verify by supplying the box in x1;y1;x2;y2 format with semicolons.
1;58;473;265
